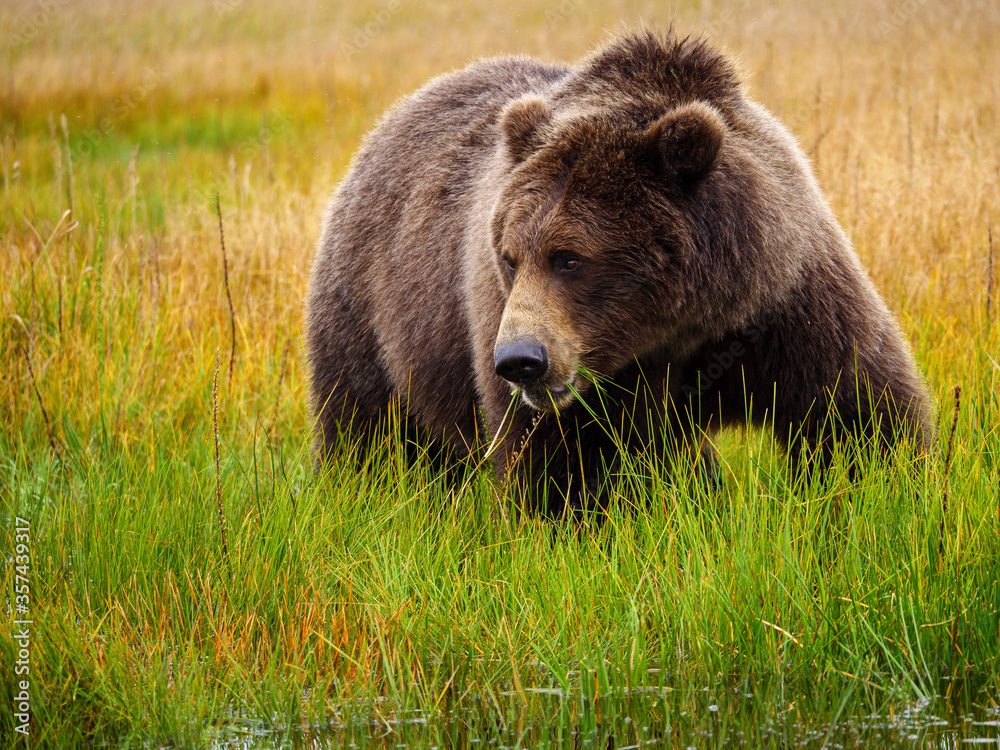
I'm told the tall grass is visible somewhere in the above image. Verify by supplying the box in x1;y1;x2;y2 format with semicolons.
1;0;998;746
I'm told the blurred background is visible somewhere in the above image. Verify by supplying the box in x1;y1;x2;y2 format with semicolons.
2;0;998;471
2;0;998;468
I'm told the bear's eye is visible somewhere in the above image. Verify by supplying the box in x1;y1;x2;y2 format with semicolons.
503;255;516;274
555;254;582;274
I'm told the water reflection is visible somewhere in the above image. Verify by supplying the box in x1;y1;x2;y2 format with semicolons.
205;676;999;749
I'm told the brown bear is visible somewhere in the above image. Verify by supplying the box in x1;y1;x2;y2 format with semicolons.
306;30;933;516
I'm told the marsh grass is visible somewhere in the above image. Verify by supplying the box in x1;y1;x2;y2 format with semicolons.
1;0;999;746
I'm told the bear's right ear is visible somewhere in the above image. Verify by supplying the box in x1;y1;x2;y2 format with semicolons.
646;101;726;186
500;97;553;163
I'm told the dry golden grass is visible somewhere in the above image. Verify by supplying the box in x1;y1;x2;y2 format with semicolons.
3;0;997;449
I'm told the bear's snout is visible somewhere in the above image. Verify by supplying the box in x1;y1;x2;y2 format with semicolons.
494;339;549;384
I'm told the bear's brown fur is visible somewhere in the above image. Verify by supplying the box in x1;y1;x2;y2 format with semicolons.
306;30;933;515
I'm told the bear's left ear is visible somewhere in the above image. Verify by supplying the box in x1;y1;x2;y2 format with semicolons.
645;101;726;186
500;96;553;163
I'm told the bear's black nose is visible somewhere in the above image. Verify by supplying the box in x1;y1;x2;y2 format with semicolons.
495;340;548;384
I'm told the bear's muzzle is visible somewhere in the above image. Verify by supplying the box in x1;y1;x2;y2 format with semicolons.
494;339;549;384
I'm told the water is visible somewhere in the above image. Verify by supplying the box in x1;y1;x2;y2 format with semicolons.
199;677;1000;749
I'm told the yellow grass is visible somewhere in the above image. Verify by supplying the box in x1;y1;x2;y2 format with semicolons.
3;0;997;449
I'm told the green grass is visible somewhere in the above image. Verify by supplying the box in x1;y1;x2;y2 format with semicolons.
2;0;1000;746
2;323;998;745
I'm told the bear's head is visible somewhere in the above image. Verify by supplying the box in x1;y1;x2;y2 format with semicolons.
490;94;729;411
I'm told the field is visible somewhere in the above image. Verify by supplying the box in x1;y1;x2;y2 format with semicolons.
1;0;999;746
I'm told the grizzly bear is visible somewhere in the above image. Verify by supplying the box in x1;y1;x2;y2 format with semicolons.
306;30;933;516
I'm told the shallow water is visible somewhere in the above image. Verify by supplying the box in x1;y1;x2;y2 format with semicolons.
203;677;999;749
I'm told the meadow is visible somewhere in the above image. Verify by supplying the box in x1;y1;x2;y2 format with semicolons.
1;0;999;746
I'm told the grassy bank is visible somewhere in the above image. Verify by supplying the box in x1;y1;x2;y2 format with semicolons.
2;0;999;746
